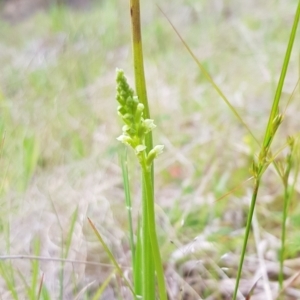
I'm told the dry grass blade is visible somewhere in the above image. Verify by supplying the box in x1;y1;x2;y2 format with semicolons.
87;217;135;296
74;280;96;300
37;273;44;300
276;271;300;299
91;270;116;300
214;176;254;203
283;78;300;114
245;277;260;300
157;5;259;146
0;255;126;268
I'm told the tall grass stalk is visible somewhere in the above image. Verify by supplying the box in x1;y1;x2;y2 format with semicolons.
129;1;155;298
115;1;167;299
114;1;168;298
233;2;300;299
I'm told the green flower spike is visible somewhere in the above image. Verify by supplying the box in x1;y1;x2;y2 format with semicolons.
116;69;164;166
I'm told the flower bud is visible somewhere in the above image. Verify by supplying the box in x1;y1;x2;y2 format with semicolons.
117;135;134;147
146;145;164;166
142;119;156;134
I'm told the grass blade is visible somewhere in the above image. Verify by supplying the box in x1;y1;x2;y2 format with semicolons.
31;238;41;299
87;217;135;296
91;269;116;300
0;261;19;300
119;147;135;269
129;1;156;297
158;5;259;146
64;207;78;259
263;1;300;149
130;1;167;299
37;273;44;300
134;217;142;297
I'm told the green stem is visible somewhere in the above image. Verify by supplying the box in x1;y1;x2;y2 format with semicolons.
279;185;290;290
279;150;293;290
130;0;151;125
142;162;167;300
130;0;155;297
130;0;153;158
141;174;155;300
130;1;167;299
120;148;135;271
233;179;260;300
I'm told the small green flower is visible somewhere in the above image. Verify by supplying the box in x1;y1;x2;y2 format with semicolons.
116;134;135;148
142;119;156;134
146;145;164;167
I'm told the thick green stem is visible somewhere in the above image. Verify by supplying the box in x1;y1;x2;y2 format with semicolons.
142;162;167;300
141;175;155;299
130;1;167;299
130;1;155;298
130;0;151;125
